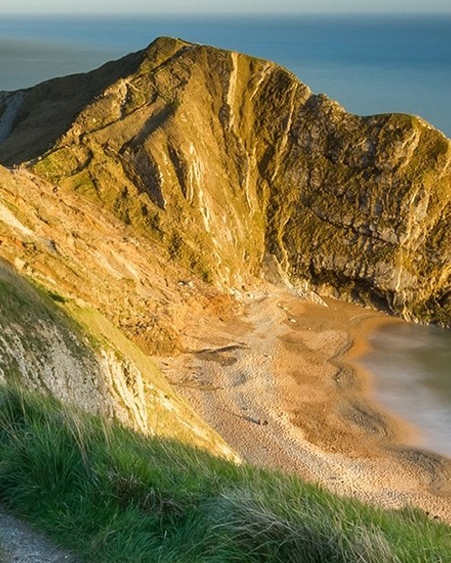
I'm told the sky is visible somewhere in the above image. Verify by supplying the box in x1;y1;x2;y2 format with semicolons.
2;0;451;15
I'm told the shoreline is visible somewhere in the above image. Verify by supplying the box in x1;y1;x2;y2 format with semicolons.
160;287;451;523
269;294;423;460
300;296;424;450
355;316;451;460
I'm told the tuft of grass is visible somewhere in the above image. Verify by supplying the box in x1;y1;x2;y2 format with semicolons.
0;383;450;562
207;490;398;563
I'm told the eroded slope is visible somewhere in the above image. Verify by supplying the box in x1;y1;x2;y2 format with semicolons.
0;163;238;461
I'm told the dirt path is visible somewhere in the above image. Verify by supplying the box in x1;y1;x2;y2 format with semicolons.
0;508;78;563
159;286;451;523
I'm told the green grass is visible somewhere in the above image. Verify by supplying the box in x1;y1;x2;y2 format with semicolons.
0;384;449;563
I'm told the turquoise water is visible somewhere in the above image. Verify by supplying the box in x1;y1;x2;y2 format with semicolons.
0;15;450;136
363;322;451;458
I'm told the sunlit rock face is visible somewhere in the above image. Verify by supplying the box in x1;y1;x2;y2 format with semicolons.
1;36;451;325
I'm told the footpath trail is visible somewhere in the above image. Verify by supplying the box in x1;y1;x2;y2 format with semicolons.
0;508;78;563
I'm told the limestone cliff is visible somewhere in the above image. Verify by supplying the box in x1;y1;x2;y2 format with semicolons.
1;35;451;326
0;164;238;461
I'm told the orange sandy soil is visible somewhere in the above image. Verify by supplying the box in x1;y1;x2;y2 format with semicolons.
156;285;451;523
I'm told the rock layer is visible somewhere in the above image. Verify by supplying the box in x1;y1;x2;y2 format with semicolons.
1;36;451;325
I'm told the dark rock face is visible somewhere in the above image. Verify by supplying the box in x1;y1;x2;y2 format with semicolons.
1;36;451;325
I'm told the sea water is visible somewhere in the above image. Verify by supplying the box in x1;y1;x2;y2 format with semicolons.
362;322;451;458
1;14;451;456
0;14;451;136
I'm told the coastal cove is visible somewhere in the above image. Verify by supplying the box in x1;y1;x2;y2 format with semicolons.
1;20;451;536
1;16;450;467
159;288;451;522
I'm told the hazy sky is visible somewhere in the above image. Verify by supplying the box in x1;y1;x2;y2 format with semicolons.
3;0;451;15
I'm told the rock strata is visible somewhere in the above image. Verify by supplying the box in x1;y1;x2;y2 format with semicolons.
1;37;451;324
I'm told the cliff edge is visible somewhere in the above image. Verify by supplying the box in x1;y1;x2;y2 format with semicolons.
1;36;451;325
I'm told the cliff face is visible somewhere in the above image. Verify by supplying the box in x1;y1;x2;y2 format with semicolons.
0;163;238;461
1;36;451;327
270;105;451;323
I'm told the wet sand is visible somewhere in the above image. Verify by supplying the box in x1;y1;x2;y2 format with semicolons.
158;286;451;523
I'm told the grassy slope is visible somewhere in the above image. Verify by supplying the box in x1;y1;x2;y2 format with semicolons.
0;385;449;563
0;259;236;460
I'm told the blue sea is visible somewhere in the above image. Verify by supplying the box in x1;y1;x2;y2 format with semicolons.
0;14;451;137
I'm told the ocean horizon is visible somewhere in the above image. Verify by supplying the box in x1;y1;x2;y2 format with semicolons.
0;14;451;137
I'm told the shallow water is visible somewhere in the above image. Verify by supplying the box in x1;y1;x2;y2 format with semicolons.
362;321;451;458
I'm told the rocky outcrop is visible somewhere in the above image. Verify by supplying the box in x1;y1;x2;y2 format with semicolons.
0;168;238;461
0;257;237;461
0;260;108;412
1;36;451;325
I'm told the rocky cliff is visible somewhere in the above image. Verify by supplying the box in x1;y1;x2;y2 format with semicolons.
2;37;451;530
0;38;451;325
1;36;451;452
2;36;450;325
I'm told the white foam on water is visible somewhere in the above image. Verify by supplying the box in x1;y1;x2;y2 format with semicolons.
361;322;451;457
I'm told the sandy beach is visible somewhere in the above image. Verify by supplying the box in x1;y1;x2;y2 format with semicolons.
157;285;451;523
